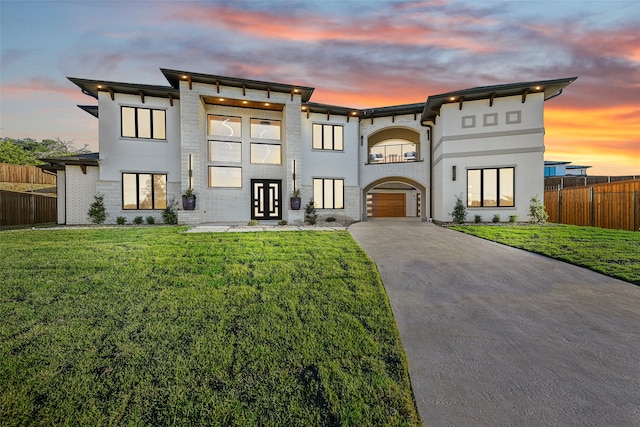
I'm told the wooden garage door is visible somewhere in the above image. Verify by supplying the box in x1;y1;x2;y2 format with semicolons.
368;193;406;217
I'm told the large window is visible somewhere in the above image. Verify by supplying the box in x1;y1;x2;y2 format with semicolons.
121;107;166;139
251;119;281;140
122;173;167;209
208;115;241;137
209;141;241;162
209;166;242;188
312;124;344;150
251;143;281;164
467;167;514;207
313;178;344;209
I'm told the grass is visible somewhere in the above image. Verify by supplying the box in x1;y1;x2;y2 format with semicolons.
0;227;420;426
449;224;640;285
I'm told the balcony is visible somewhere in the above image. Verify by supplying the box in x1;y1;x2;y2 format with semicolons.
368;143;419;164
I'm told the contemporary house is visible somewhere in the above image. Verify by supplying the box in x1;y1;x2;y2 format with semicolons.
544;160;592;177
43;68;576;225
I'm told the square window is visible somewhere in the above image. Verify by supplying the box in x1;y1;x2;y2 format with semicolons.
208;115;241;137
251;119;281;140
209;141;241;163
251;143;281;164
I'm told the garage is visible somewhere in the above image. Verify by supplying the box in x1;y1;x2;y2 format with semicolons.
367;193;406;217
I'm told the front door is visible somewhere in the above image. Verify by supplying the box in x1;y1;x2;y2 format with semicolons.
251;179;282;220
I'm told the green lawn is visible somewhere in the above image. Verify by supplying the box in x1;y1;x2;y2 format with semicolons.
450;224;640;285
0;227;420;426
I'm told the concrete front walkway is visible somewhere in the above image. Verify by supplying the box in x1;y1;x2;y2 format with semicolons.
349;219;640;426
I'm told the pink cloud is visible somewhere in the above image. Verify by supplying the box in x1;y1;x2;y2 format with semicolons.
169;3;500;54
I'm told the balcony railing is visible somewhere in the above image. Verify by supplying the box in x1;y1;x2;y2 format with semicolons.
368;143;418;164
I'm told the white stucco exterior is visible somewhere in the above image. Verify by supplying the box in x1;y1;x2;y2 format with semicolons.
52;70;574;225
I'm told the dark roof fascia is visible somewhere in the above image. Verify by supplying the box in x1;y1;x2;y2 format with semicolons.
360;102;425;120
39;153;99;167
68;77;179;101
421;76;578;123
79;105;98;118
303;102;360;117
161;68;315;102
566;165;592;169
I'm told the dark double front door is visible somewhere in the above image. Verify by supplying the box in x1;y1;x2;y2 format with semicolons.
251;179;282;220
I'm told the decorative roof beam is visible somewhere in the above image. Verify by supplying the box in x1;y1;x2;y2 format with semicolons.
168;93;174;107
216;80;220;93
139;90;145;104
489;92;496;107
522;89;530;103
187;76;192;90
108;87;114;101
326;111;330;121
242;84;246;96
267;87;271;99
458;96;465;111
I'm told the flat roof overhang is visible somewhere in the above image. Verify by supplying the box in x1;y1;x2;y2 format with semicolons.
421;76;578;123
68;77;179;102
38;153;100;174
161;68;315;103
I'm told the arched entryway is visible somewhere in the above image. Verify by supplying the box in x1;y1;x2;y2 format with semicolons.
362;177;428;221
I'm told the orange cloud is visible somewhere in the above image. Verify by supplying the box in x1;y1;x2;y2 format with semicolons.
0;79;84;102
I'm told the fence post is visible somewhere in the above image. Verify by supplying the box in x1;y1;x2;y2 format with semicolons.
635;190;638;231
558;185;562;224
590;187;595;227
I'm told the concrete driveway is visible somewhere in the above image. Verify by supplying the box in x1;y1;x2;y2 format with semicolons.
349;219;640;426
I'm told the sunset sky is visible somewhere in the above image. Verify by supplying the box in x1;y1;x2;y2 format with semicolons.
1;0;638;176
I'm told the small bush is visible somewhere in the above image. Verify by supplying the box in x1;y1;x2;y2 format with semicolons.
162;198;178;225
133;216;143;225
278;220;287;226
304;199;317;225
326;217;336;223
474;214;482;223
450;194;467;224
146;216;155;225
529;195;548;224
492;214;500;223
248;219;259;226
116;216;126;225
509;215;518;223
87;194;107;224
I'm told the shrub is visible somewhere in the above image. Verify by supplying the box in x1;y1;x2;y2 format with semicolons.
509;214;518;223
248;219;259;226
492;214;500;223
133;216;143;225
116;216;126;225
146;216;155;225
88;194;107;224
450;194;467;224
278;220;287;226
474;214;482;223
326;217;336;223
304;199;317;225
162;198;178;225
529;195;548;224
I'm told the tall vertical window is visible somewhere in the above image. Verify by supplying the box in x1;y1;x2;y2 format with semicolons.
313;178;344;209
467;167;514;207
312;124;344;150
122;173;167;209
121;107;166;139
250;119;281;140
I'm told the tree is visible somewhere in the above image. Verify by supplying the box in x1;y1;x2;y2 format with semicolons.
451;194;467;224
0;141;35;165
88;194;107;224
528;195;548;224
0;137;90;165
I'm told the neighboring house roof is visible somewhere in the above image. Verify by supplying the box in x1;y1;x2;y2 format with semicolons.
38;153;99;172
421;76;577;123
567;165;592;170
545;161;571;166
161;68;315;103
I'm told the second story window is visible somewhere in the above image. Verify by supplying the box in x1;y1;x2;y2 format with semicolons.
312;124;343;150
121;107;166;140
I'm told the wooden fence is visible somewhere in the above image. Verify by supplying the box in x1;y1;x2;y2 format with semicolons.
0;190;57;227
544;179;640;231
0;163;56;184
